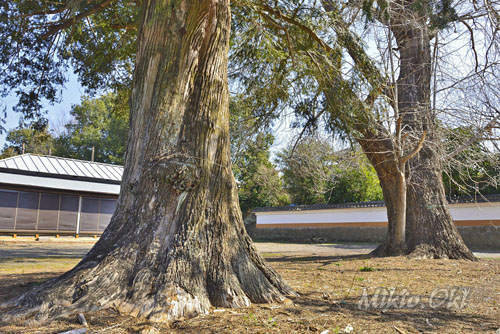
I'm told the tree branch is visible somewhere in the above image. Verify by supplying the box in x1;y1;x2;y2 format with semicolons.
321;0;386;89
459;18;480;73
41;0;116;39
445;115;500;160
257;2;385;90
257;3;333;52
400;130;427;164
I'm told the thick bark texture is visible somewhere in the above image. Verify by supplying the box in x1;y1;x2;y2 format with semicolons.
390;4;475;260
406;153;475;259
2;0;294;324
358;135;407;255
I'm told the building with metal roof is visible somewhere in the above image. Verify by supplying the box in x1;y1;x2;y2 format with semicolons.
0;154;123;236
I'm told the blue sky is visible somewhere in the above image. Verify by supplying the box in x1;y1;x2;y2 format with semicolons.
0;73;84;147
0;72;298;159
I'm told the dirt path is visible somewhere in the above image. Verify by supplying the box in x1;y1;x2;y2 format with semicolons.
1;238;498;259
0;239;376;259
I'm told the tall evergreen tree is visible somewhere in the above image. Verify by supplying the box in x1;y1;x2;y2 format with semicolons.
2;0;293;323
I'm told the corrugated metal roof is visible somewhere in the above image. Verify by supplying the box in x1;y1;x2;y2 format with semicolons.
0;154;123;182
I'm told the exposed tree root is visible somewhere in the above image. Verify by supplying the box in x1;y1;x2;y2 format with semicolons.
370;241;407;257
371;240;477;261
1;230;295;325
1;252;294;325
407;243;477;261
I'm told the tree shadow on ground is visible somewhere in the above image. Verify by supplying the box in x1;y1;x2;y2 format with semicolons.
0;272;61;303
0;246;92;264
266;253;372;264
288;291;498;333
314;243;378;250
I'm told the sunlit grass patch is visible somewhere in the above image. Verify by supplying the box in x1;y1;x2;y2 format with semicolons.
0;257;80;274
260;252;286;258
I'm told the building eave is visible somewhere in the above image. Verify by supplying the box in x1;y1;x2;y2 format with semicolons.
0;171;121;195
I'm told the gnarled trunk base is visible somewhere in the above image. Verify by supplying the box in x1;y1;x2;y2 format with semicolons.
1;212;294;324
405;161;476;261
365;140;475;260
371;231;475;260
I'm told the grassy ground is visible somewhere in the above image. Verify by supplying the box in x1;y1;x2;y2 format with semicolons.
0;238;499;334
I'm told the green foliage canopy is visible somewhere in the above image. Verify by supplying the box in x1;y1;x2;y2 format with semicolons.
0;0;138;128
230;96;290;214
0;126;54;158
54;92;129;164
277;137;383;205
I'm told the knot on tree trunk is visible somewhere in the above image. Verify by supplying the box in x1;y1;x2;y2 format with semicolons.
147;151;202;193
159;160;201;193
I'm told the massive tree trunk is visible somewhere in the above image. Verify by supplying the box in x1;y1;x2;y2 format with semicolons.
2;0;293;324
390;5;475;260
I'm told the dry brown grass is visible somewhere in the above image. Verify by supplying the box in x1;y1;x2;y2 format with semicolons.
0;240;499;334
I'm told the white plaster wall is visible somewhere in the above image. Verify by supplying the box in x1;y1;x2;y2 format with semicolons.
255;202;500;225
255;207;388;225
449;203;500;221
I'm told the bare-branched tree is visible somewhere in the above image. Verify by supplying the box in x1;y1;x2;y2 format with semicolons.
231;0;499;259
